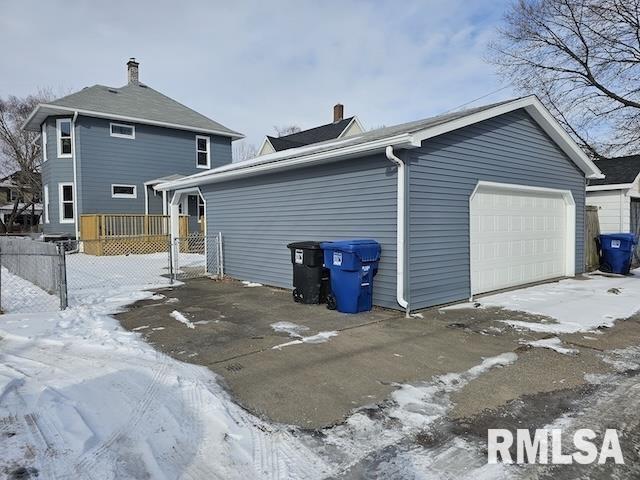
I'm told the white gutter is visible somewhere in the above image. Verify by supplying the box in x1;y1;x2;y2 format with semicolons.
586;183;631;192
385;146;410;316
23;103;244;139
72;111;80;241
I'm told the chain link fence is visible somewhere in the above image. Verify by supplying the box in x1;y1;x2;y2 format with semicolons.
0;233;222;314
0;236;66;313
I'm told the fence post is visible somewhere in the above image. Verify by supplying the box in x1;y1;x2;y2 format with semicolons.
0;246;3;313
57;243;68;309
168;238;174;284
218;232;224;278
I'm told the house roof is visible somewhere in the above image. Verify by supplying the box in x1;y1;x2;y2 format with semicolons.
23;83;243;139
588;155;640;188
266;117;355;152
157;95;603;191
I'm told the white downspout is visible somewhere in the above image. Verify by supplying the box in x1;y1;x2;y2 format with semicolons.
71;111;80;241
385;146;410;316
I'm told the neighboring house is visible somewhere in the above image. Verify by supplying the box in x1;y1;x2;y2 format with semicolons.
159;96;603;313
256;104;363;156
586;155;640;235
0;172;42;231
22;58;243;238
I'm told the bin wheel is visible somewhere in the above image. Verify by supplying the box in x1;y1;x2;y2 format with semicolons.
326;294;337;310
293;288;303;303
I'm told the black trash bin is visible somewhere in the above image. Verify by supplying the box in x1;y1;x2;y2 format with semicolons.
287;241;329;304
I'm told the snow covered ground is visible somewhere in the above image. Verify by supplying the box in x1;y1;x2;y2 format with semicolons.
0;260;331;479
445;270;640;333
8;253;634;478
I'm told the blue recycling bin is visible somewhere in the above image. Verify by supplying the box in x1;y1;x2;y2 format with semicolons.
320;239;381;313
599;233;638;275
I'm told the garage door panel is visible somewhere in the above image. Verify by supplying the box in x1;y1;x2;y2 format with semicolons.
471;185;569;294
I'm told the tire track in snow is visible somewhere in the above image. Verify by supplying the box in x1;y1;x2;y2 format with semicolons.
72;355;172;477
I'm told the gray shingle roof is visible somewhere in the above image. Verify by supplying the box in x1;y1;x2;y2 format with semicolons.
28;83;242;137
589;155;640;186
267;117;354;151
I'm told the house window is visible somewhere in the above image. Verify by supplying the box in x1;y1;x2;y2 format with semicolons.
9;190;17;202
56;119;72;158
42;123;47;162
43;185;50;224
59;183;74;223
111;184;137;198
196;135;210;168
110;123;135;139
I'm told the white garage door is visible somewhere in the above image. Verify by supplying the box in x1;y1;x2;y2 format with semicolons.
470;183;574;295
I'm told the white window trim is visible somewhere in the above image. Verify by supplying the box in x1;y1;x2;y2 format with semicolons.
197;195;205;223
110;122;136;139
196;135;211;169
58;182;74;223
43;184;50;223
42;123;47;162
111;184;137;199
56;118;72;158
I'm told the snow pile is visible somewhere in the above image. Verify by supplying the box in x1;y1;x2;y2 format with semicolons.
479;271;640;333
521;337;578;355
0;267;330;479
272;331;338;350
242;280;263;287
270;321;310;337
324;353;517;465
170;310;195;329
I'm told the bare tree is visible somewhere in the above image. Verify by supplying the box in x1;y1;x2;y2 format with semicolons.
489;0;640;158
273;125;301;137
0;90;52;233
232;140;258;162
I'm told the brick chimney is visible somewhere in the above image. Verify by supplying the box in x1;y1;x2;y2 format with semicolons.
127;58;139;85
333;103;344;122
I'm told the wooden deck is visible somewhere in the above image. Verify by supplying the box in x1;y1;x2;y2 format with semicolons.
80;214;189;256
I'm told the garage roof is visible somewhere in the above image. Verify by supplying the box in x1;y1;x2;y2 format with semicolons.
157;95;603;191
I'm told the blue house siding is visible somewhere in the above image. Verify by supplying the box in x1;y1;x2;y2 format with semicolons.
407;109;586;310
41;116;75;235
76;116;231;216
201;155;399;309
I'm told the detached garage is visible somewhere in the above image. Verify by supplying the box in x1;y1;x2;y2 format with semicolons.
159;96;603;312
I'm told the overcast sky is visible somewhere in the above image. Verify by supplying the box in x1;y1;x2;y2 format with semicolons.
1;0;514;150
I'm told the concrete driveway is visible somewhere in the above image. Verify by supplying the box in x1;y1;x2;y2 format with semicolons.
114;277;634;430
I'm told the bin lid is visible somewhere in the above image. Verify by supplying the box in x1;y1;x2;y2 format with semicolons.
320;239;381;261
287;241;324;250
600;233;638;243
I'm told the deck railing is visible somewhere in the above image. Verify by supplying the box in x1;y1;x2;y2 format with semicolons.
79;214;189;256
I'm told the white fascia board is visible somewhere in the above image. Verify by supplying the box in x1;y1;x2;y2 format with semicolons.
336;116;364;139
410;96;603;180
157;133;415;191
586;183;633;192
23;104;244;139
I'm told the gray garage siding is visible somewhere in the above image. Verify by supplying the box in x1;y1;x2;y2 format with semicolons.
407;108;586;309
201;155;399;308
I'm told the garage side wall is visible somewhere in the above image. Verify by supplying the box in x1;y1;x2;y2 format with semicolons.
201;155;399;308
408;108;586;309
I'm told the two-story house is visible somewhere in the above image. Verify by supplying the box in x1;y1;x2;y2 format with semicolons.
23;58;243;239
